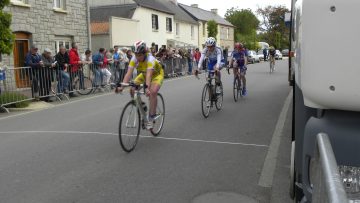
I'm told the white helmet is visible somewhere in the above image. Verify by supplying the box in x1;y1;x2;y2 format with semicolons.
134;40;147;54
205;37;216;46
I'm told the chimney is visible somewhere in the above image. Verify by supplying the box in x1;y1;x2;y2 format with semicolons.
211;9;218;14
191;4;198;8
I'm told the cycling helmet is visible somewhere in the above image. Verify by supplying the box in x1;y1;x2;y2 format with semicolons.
205;37;216;46
134;40;147;54
234;42;243;49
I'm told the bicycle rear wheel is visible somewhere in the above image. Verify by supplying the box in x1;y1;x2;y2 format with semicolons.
150;93;165;136
233;77;239;102
215;82;223;110
270;61;274;74
119;101;140;152
201;84;211;118
75;76;93;95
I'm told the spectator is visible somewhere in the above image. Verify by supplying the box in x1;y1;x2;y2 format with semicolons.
113;46;121;84
119;47;128;82
194;48;201;67
68;42;84;97
81;49;92;78
92;48;111;88
223;47;228;66
187;49;194;74
263;48;268;61
55;45;70;95
25;44;43;99
125;49;137;79
40;48;56;102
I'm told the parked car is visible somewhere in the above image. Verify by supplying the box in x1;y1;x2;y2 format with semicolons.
247;50;260;63
275;50;283;60
257;50;264;61
281;49;289;57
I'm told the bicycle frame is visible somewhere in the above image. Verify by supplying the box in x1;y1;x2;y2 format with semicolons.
122;82;149;123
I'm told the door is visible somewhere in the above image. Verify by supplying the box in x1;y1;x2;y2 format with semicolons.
13;33;30;88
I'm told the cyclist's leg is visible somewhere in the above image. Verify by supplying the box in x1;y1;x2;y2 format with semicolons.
149;70;164;119
240;67;247;93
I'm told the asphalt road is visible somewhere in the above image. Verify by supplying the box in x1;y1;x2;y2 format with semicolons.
0;59;292;203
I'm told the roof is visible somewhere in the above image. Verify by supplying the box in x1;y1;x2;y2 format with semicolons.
90;4;137;22
160;1;198;24
179;3;234;27
133;0;174;15
91;22;110;34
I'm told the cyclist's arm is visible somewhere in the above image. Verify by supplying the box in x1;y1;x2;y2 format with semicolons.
197;52;205;70
216;48;222;69
122;56;136;83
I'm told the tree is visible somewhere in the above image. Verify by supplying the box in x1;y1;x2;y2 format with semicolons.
0;0;14;59
225;8;260;50
225;8;259;37
256;5;290;49
207;20;218;40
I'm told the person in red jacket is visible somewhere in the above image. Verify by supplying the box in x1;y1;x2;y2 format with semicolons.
193;48;201;68
68;42;84;97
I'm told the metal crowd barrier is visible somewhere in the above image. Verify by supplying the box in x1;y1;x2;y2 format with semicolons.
312;133;349;203
0;59;194;112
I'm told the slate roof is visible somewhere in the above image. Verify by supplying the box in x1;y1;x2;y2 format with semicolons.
133;0;174;14
90;4;137;22
179;3;234;27
159;1;198;24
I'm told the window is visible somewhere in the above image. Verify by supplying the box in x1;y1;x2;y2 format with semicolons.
10;0;30;7
152;14;159;31
191;25;194;39
166;18;172;32
202;22;206;36
176;23;179;36
54;0;66;9
227;28;230;39
54;40;71;53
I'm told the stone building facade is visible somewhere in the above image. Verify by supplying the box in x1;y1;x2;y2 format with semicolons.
2;0;90;68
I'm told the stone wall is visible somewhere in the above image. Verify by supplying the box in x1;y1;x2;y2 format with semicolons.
3;0;90;67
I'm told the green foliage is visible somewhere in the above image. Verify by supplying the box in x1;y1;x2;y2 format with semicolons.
225;8;259;36
0;92;30;108
207;20;218;40
256;5;290;50
0;0;14;56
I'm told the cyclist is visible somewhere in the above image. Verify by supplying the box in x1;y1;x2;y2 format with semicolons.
269;46;276;70
228;42;248;96
115;40;164;129
194;37;224;92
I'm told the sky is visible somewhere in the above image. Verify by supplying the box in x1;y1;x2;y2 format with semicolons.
177;0;291;17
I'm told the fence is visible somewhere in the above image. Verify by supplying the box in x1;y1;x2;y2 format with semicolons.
312;133;349;202
0;57;195;112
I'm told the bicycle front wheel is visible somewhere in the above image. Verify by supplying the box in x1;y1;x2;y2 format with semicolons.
233;77;239;102
150;93;165;136
201;84;211;118
119;101;141;152
75;76;93;95
215;82;223;110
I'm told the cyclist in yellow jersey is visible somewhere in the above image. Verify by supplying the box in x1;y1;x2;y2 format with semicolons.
116;40;164;129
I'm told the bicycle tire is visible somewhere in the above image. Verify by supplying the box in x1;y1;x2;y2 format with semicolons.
75;76;93;95
233;77;239;102
201;84;211;118
150;93;165;136
215;82;223;110
119;101;141;152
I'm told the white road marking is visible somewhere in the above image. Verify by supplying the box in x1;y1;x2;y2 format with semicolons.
258;90;293;187
0;130;268;148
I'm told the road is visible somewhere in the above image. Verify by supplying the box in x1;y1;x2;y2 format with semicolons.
0;59;292;203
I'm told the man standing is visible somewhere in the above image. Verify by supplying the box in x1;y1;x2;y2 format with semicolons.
41;48;56;102
68;42;84;97
25;44;43;99
55;45;70;95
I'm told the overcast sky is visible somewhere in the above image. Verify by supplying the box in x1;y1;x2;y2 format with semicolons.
177;0;291;17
